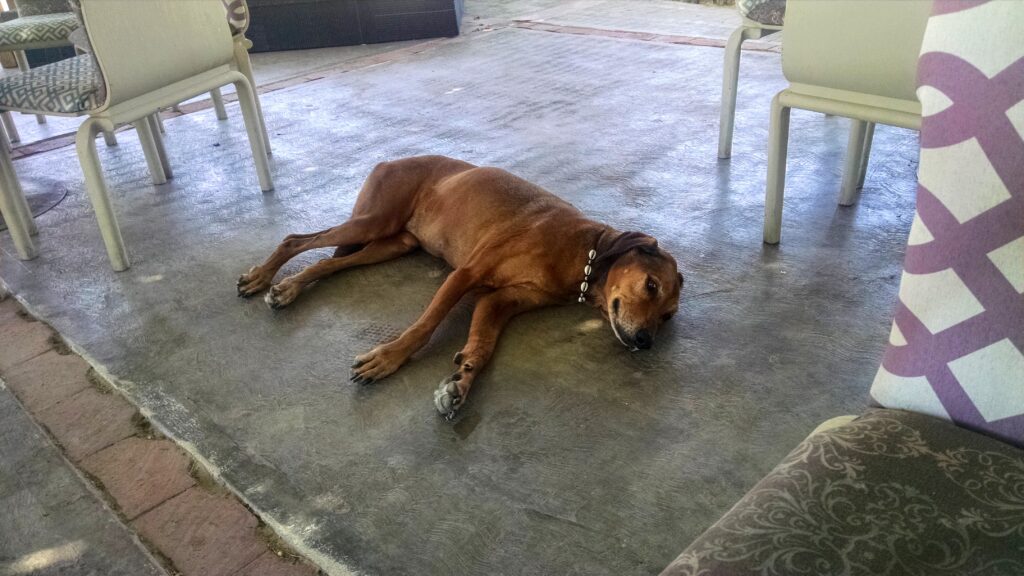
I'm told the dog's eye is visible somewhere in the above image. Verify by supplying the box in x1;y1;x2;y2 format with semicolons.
646;278;658;294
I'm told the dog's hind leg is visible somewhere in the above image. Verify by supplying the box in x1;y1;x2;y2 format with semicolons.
237;215;391;297
264;232;420;309
350;267;481;384
433;286;549;419
238;158;444;297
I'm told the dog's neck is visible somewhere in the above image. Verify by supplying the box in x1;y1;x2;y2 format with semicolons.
573;225;619;308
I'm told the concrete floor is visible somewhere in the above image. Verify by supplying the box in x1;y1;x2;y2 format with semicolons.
516;0;743;40
0;3;920;575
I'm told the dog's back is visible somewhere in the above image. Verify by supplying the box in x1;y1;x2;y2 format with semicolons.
401;157;584;269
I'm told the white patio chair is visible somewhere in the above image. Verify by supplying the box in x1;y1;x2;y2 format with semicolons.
717;0;784;159
0;0;272;270
763;0;932;244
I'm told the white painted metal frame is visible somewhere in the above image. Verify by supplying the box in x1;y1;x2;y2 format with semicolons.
764;92;919;244
718;16;781;159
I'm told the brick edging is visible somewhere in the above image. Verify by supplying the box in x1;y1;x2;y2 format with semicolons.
0;293;321;576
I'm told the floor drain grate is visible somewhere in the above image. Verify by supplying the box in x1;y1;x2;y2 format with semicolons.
357;323;404;346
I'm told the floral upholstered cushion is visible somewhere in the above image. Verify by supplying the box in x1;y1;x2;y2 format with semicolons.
737;0;785;27
661;409;1024;576
0;53;99;115
869;1;1024;447
0;12;77;48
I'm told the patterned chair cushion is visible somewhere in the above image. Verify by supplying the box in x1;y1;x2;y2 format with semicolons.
737;0;785;27
0;53;99;115
15;0;74;18
0;12;77;48
223;0;249;36
869;1;1024;447
661;409;1024;576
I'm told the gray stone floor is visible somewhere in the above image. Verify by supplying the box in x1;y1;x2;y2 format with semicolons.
0;4;920;576
0;382;164;576
516;0;743;39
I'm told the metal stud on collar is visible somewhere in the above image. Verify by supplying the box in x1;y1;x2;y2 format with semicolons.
578;248;597;303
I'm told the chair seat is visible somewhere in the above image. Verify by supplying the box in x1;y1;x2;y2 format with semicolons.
738;0;786;26
661;409;1024;576
0;54;100;115
0;12;78;48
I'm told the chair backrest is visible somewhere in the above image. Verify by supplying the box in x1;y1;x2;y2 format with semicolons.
870;1;1024;448
782;0;932;103
77;0;234;108
15;0;71;17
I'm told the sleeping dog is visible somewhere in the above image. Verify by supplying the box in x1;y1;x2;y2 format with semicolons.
238;156;683;418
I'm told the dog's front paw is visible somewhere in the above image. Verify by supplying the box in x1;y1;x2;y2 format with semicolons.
350;345;407;385
264;282;300;309
237;266;272;297
433;376;464;421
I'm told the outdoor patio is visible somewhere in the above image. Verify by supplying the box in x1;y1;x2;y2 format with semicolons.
0;1;920;574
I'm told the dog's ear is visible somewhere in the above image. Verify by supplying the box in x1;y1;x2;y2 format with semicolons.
595;231;658;265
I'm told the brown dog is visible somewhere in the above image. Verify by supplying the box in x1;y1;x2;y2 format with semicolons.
237;156;682;418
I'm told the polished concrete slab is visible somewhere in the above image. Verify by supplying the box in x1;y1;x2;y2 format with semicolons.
0;21;919;576
0;382;164;576
516;0;745;40
466;0;565;20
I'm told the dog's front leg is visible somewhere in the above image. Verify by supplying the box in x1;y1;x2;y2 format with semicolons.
434;286;548;419
351;267;479;384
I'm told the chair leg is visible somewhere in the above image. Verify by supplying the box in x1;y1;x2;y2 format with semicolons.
840;119;869;206
76;119;129;271
719;26;762;160
14;51;46;125
232;78;273;192
156;112;166;134
103;130;118;147
135;117;167;185
210;88;229;121
147;114;172;179
764;93;791;245
0;125;35;236
0;139;37;260
2;111;20;145
234;40;271;157
857;122;875;190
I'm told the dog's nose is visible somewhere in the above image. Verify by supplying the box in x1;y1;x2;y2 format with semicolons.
635;329;653;350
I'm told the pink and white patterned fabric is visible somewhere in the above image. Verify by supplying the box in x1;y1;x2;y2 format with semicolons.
870;0;1024;447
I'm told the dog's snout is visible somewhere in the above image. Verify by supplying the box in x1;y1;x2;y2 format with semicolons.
634;329;652;350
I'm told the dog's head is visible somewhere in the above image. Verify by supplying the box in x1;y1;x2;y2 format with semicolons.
593;232;682;351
